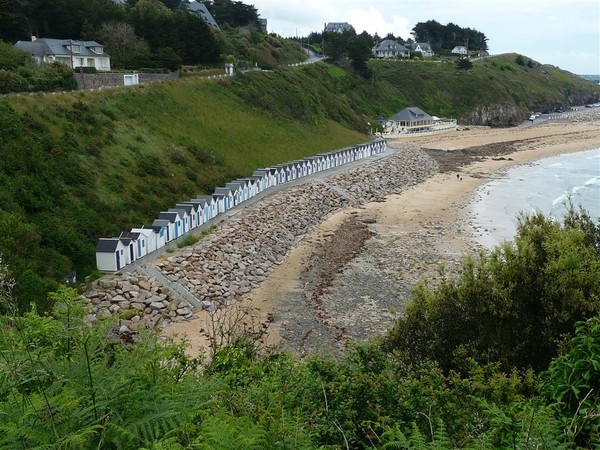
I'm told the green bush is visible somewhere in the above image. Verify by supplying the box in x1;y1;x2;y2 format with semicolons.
0;69;28;93
384;205;600;373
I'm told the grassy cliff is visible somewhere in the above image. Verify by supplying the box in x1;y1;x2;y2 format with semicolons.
1;56;598;308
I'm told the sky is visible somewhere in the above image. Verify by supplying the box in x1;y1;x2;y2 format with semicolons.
249;0;600;74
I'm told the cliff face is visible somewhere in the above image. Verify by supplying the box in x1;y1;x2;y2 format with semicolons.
465;104;522;127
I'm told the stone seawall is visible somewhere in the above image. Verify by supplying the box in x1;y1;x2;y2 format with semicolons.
83;145;439;332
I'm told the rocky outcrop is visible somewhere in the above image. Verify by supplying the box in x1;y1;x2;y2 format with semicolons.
465;104;522;127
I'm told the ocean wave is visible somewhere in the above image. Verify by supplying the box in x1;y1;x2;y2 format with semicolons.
584;176;600;187
552;193;568;207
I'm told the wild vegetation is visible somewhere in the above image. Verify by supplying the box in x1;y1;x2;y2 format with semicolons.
0;208;598;448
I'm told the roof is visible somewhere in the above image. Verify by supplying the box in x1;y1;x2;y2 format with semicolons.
96;238;121;253
158;211;180;223
176;203;195;213
388;107;433;122
214;187;234;195
374;40;409;53
120;231;140;240
151;219;170;232
324;22;354;33
412;42;432;51
185;1;220;29
14;38;110;58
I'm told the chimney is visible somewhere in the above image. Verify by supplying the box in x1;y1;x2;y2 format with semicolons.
31;36;37;42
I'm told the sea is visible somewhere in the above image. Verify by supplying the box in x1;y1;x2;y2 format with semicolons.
469;147;600;248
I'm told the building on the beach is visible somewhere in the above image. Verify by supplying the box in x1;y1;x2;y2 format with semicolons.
381;106;457;136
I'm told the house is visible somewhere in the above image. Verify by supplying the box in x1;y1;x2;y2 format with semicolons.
213;187;234;212
373;40;410;59
384;106;434;133
14;37;111;71
324;22;355;33
411;42;434;58
451;45;468;55
184;1;220;29
96;238;127;272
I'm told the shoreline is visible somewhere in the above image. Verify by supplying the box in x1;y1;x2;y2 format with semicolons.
162;118;600;357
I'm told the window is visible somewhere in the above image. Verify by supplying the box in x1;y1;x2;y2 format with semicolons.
120;250;123;255
142;241;145;248
160;230;164;238
68;44;81;53
90;46;103;54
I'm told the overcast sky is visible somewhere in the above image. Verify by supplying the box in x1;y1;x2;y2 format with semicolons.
249;0;600;74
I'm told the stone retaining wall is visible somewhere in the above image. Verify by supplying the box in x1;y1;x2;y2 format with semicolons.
83;145;438;331
74;72;180;90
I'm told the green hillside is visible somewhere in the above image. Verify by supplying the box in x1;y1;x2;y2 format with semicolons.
368;53;600;125
1;56;598;308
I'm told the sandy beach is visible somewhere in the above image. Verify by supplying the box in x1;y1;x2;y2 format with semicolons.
162;113;600;358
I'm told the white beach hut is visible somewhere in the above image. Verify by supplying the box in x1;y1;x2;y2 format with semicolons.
96;238;127;272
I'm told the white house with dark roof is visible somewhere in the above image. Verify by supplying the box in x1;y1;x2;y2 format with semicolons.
373;40;410;59
158;211;183;239
451;45;468;55
382;106;434;135
184;0;220;29
96;238;127;272
411;42;434;58
14;37;111;71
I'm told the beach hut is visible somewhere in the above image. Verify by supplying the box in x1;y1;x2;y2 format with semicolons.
151;219;170;246
176;203;197;229
252;169;270;191
213;187;234;212
120;231;146;260
158;211;183;239
131;226;156;254
119;234;135;265
169;207;190;234
182;200;205;227
96;238;127;272
225;182;244;206
193;196;214;222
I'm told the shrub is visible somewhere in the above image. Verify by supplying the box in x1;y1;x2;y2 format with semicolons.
384;206;600;373
0;70;28;93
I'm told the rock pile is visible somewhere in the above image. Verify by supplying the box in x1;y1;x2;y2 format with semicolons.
84;145;439;329
83;273;193;331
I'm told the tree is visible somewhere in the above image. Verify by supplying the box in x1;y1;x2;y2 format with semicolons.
204;0;259;29
455;57;472;71
95;21;151;68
